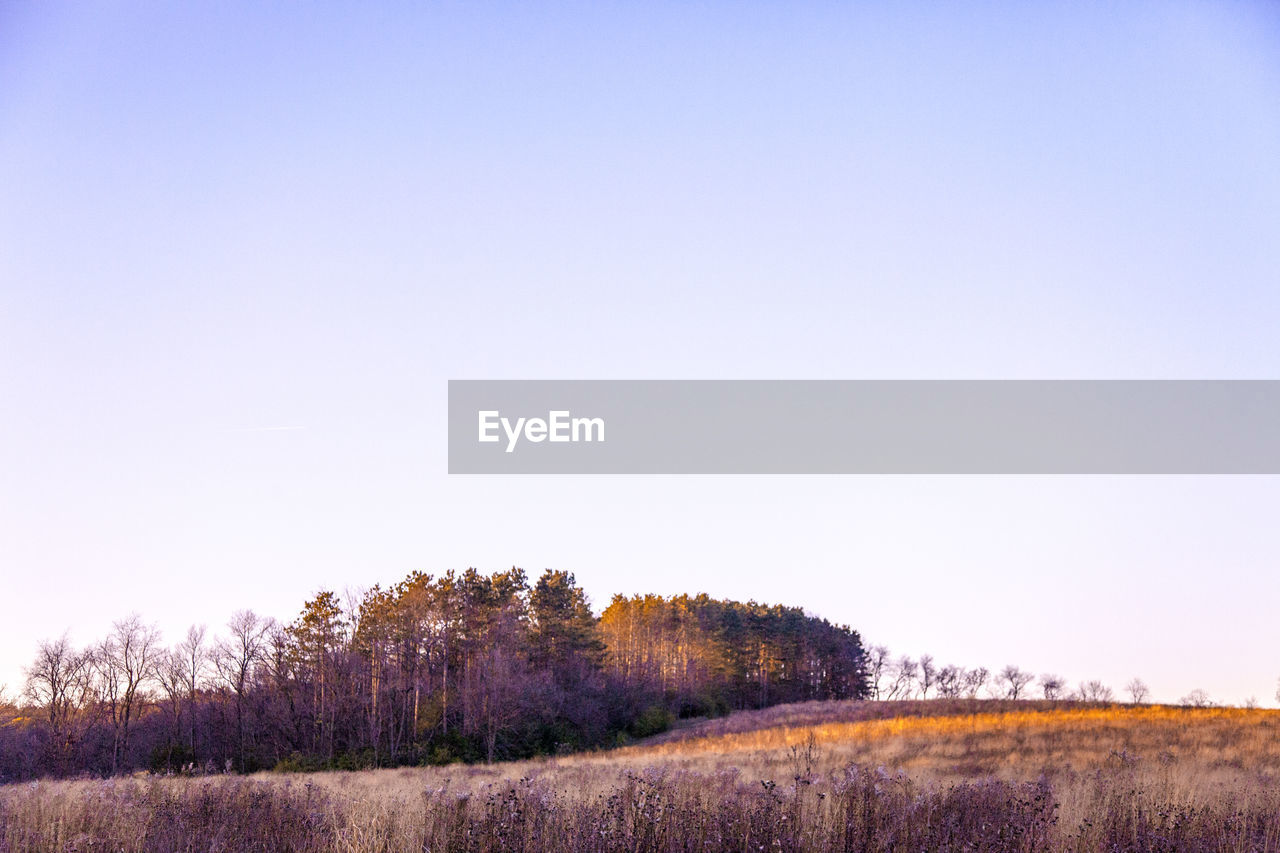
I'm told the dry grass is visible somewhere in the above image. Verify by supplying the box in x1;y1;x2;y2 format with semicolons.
4;700;1280;851
625;700;1280;780
609;700;1280;841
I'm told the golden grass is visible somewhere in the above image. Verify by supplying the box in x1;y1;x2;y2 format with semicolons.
620;704;1280;779
604;702;1280;838
6;701;1280;851
269;702;1280;839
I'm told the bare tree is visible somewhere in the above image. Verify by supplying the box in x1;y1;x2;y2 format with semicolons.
936;664;964;699
999;665;1034;700
217;610;274;771
1125;677;1150;704
964;666;990;699
23;633;92;771
917;655;937;699
1179;688;1212;708
864;645;890;700
177;625;208;757
1079;680;1114;702
155;648;189;767
1039;674;1065;701
885;656;917;700
94;615;163;773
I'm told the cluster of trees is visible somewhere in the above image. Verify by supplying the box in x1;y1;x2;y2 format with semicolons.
0;569;868;780
864;644;1219;706
599;594;866;715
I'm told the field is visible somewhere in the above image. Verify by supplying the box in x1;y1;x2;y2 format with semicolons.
3;699;1280;852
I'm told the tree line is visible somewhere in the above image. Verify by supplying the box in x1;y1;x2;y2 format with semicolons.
0;568;868;780
862;644;1234;708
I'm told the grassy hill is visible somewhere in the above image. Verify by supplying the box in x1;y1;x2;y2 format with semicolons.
4;700;1280;851
629;698;1280;779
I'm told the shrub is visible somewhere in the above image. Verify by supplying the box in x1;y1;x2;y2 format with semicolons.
629;704;674;739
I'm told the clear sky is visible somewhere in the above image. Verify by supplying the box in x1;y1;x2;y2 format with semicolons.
2;2;1279;706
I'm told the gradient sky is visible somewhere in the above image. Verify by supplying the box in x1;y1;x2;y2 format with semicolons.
2;2;1279;706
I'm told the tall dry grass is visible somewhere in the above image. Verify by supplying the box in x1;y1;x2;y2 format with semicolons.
629;700;1280;781
3;701;1279;852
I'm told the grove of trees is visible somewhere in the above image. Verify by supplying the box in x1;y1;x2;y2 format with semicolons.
1;568;868;780
861;644;1169;710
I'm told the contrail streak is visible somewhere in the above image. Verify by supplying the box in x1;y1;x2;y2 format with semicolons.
226;426;308;432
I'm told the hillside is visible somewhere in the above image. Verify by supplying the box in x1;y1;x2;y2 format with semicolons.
5;699;1280;851
624;698;1280;782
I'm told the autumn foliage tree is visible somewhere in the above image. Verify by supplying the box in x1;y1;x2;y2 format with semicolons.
598;593;866;717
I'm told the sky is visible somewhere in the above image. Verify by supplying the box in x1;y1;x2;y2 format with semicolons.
2;1;1279;707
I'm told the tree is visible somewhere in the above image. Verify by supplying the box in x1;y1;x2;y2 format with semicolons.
886;656;916;700
1125;677;1150;704
935;664;964;699
865;645;890;701
917;655;937;699
1039;674;1065;701
963;666;990;699
460;567;532;762
13;568;874;777
1179;688;1212;708
1079;680;1114;702
94;615;162;773
529;569;604;682
154;624;210;769
155;647;188;768
177;625;208;757
352;584;396;762
287;591;347;760
217;610;274;770
999;665;1033;700
23;633;92;772
600;592;866;715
